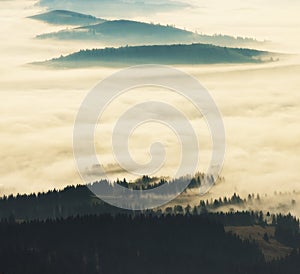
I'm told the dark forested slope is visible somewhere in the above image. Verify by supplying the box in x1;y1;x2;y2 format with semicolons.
0;213;300;274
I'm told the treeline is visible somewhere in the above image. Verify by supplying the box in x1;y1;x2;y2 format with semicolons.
0;182;298;229
0;185;123;220
0;175;218;220
116;175;168;190
116;173;219;190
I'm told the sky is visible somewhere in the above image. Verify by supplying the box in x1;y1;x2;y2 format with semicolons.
0;0;299;203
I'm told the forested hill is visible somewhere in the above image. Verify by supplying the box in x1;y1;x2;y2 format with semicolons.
28;10;106;25
33;12;265;48
42;43;273;67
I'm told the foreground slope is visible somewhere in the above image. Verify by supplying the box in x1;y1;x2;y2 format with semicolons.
0;214;265;274
1;213;300;274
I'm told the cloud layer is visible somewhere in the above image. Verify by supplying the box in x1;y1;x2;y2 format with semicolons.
0;1;299;207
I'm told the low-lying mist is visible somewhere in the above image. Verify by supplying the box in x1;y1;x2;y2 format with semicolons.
0;0;299;217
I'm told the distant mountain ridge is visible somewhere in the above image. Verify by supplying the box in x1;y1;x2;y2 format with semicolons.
40;43;273;68
31;10;266;48
28;9;106;25
36;0;189;17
